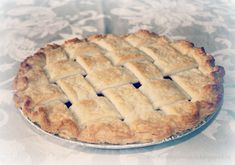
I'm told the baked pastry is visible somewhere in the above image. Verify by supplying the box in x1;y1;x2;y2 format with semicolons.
13;30;225;144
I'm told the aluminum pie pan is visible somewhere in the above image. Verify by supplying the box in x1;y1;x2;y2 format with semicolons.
19;101;222;150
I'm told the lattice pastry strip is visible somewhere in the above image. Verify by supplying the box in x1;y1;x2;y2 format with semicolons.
70;97;134;144
125;31;197;75
63;40;113;72
125;60;163;84
103;84;153;122
86;66;138;92
45;60;86;81
57;74;97;103
171;68;215;101
141;44;197;75
76;54;112;73
70;97;122;126
90;34;153;65
71;42;112;72
124;30;164;47
103;84;172;141
139;79;187;108
43;43;88;81
43;45;68;65
64;40;104;58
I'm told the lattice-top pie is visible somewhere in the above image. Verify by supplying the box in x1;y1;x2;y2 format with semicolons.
13;30;225;144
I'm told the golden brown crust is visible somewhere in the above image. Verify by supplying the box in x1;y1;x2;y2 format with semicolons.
13;67;49;92
171;40;216;74
13;94;32;115
45;43;61;49
171;40;194;55
21;52;46;68
86;66;137;92
90;34;152;65
31;101;80;139
189;48;215;74
132;119;172;142
63;39;112;72
14;83;68;115
134;29;159;37
64;37;81;44
87;34;105;41
70;98;122;126
126;33;197;75
57;74;97;103
13;29;225;145
13;76;28;91
78;118;134;144
124;60;163;83
170;39;225;118
210;66;225;84
139;79;187;108
162;101;200;132
196;100;218;119
13;51;48;92
45;59;86;81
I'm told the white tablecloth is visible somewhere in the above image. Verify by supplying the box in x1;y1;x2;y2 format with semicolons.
0;0;235;164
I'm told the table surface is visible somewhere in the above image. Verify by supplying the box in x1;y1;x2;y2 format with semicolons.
0;0;235;164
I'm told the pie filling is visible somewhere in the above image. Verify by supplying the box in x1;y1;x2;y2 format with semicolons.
13;30;225;144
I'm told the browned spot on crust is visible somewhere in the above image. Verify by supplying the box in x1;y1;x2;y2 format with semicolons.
64;38;81;44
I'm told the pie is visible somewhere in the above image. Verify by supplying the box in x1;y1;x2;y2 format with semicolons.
13;30;225;144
